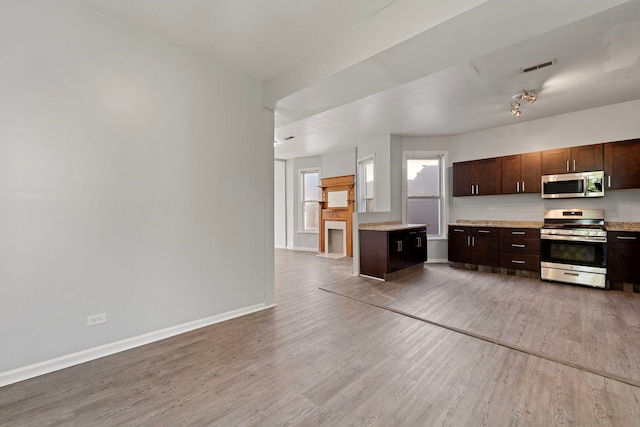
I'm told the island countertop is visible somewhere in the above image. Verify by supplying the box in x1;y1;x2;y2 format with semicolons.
359;223;427;232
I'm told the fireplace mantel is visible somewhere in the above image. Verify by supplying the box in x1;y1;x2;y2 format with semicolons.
318;175;354;257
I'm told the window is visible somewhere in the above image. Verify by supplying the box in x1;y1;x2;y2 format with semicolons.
357;155;375;212
404;152;447;237
300;169;320;231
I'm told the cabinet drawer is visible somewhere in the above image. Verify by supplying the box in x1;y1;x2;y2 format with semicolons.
608;231;640;242
499;254;540;272
499;228;540;238
499;237;540;254
472;227;498;237
449;226;471;235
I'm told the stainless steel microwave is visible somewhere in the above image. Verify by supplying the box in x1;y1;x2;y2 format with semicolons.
541;171;605;199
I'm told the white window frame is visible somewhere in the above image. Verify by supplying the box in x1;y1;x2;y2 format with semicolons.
299;168;320;233
357;154;375;212
402;151;448;240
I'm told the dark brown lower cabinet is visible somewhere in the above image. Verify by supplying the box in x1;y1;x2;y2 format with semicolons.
607;231;640;286
360;226;427;280
447;226;498;267
448;226;472;263
498;228;540;272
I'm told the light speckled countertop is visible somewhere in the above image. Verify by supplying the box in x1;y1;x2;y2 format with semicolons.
359;223;427;232
449;220;543;229
448;220;640;232
605;222;640;232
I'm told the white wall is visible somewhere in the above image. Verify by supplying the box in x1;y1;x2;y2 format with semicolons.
321;148;356;179
0;0;273;379
449;99;640;223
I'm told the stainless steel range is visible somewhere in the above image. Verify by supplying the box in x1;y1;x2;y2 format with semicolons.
540;209;607;288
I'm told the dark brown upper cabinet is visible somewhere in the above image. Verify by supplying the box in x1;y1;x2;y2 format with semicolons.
540;144;603;175
604;138;640;190
501;152;541;194
452;157;502;197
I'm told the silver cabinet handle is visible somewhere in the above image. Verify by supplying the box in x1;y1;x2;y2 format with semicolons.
467;236;471;246
416;237;422;247
512;231;526;235
608;176;611;188
472;236;475;246
517;181;520;192
475;184;479;194
397;240;403;252
454;228;465;232
573;159;576;171
616;236;637;240
522;181;525;192
477;230;490;234
511;244;525;248
566;160;570;172
511;260;525;264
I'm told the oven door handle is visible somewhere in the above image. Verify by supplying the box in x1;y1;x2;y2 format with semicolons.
540;234;607;243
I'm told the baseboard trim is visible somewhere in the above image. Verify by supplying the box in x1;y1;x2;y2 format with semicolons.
0;303;276;388
427;259;448;263
291;246;319;252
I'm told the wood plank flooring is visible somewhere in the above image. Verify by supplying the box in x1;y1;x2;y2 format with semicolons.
1;249;639;426
320;263;640;387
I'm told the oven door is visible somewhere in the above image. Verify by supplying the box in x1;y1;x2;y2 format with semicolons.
540;235;607;269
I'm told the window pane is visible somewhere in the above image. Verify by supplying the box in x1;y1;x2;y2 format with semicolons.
407;198;440;235
364;162;374;198
304;201;319;231
407;159;440;197
365;199;374;212
303;172;319;201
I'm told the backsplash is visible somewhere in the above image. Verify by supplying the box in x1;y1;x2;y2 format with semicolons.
450;189;640;223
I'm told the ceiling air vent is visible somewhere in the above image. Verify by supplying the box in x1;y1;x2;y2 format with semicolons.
522;59;555;73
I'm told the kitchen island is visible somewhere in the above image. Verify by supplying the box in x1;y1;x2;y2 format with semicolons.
359;224;427;280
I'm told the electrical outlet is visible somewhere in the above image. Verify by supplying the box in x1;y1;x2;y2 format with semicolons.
87;313;107;326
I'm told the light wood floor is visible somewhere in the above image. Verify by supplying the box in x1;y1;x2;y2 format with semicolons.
1;250;640;426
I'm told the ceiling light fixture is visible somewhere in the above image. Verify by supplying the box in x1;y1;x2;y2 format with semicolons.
510;90;538;117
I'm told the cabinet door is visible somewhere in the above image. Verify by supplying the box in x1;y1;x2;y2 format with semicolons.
472;228;498;267
608;232;640;283
541;147;571;175
604;139;640;190
448;227;472;263
388;231;409;272
409;230;428;265
501;154;521;194
520;151;541;193
571;143;603;172
475;157;502;195
453;161;475;196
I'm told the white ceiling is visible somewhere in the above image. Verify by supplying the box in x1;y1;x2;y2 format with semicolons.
69;0;640;159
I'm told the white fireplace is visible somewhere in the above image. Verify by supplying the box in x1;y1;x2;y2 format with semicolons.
321;220;347;258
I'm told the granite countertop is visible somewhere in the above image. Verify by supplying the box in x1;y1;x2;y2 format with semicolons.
605;222;640;232
448;220;640;232
359;223;427;232
449;220;543;229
